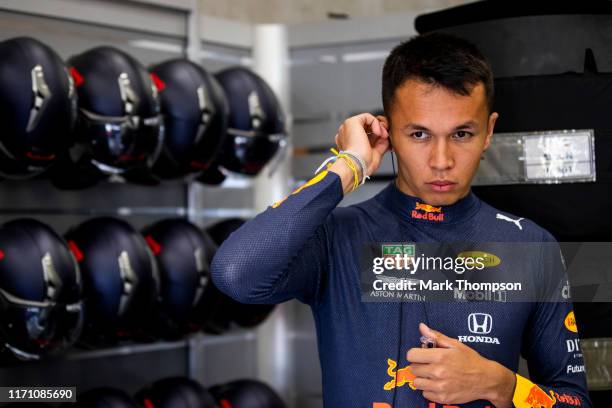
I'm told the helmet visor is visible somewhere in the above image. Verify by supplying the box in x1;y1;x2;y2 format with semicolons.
79;109;162;174
0;289;83;360
222;129;285;175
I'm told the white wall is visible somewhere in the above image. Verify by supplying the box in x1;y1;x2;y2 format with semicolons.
198;0;473;24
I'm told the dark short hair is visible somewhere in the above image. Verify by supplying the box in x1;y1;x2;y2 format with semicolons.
382;32;494;115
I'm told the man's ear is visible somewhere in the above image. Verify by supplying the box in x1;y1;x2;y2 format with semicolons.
484;111;499;151
376;114;389;129
376;114;392;150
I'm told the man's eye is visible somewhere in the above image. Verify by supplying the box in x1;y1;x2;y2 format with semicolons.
453;131;473;139
411;131;428;140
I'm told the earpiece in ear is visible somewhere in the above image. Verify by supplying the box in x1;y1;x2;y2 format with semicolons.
391;152;397;177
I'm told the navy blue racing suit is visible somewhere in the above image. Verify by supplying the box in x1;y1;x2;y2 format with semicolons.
211;170;591;408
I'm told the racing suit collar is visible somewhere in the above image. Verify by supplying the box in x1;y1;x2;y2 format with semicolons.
382;180;480;225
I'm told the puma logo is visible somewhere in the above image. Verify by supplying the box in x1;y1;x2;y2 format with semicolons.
496;213;524;230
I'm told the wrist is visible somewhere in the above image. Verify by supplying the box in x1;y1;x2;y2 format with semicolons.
481;359;516;408
339;150;368;183
328;160;357;194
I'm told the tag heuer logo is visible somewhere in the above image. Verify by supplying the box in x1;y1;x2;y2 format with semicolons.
381;244;415;257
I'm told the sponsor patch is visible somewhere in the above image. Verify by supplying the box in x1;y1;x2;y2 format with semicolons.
457;251;501;268
411;202;445;222
513;374;556;408
565;311;578;333
383;358;416;391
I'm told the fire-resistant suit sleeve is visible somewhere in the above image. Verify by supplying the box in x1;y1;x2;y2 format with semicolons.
210;170;343;306
514;232;592;408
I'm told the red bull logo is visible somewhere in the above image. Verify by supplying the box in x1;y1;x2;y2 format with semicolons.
412;202;445;222
525;385;556;408
383;358;417;391
375;357;494;407
415;202;442;213
553;392;580;406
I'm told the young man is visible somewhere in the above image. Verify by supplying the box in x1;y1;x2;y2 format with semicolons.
211;33;591;408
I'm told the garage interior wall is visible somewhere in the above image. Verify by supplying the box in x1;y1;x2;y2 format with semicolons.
196;0;468;24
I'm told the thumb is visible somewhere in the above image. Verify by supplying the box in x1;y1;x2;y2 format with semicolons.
419;322;456;349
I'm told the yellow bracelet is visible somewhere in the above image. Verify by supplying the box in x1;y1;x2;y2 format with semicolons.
330;148;360;192
339;155;359;192
333;149;363;181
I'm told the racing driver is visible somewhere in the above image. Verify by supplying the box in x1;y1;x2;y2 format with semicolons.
211;33;591;408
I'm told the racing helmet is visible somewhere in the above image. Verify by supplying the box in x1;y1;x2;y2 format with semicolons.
214;67;286;175
135;377;217;408
142;219;215;339
210;379;287;408
65;217;159;344
149;59;229;179
0;37;77;179
52;47;163;189
0;219;82;361
181;228;236;335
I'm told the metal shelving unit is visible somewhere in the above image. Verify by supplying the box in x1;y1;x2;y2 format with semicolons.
0;0;272;400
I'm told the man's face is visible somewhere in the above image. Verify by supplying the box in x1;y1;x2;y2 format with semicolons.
388;79;498;206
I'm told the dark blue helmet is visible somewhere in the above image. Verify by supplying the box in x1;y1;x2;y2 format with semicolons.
210;379;287;408
214;67;286;175
149;59;228;180
135;377;217;408
0;219;82;360
65;217;159;345
142;219;216;339
51;47;163;189
0;37;77;179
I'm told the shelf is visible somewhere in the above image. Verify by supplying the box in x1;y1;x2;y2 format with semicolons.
66;330;257;360
67;339;189;360
0;330;260;370
0;207;257;218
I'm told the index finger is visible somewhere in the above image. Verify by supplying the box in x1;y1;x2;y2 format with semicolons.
351;113;384;136
352;112;378;124
406;347;444;364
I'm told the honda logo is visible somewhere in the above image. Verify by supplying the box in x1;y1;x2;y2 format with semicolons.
468;313;492;334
